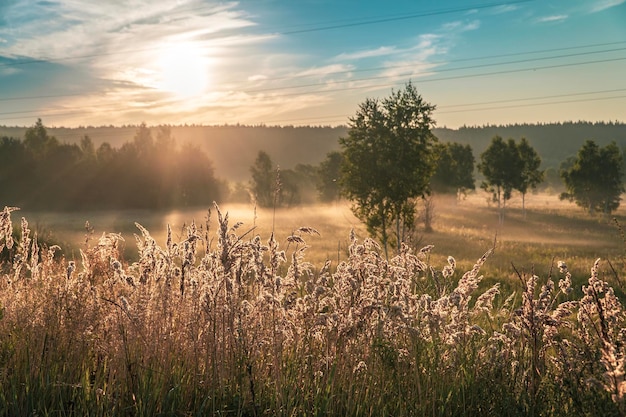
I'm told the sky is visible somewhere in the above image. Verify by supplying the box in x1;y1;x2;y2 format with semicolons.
0;0;625;128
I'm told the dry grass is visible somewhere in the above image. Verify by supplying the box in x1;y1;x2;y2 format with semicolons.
2;198;626;416
21;191;626;291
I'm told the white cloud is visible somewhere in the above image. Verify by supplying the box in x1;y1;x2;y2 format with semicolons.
536;14;568;23
248;74;268;82
441;20;480;32
491;5;519;14
591;0;626;12
295;64;354;77
335;46;397;61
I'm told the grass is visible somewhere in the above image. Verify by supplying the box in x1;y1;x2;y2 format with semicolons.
2;193;626;416
20;191;626;290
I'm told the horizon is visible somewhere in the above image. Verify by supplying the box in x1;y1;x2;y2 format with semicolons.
2;119;626;131
1;0;625;129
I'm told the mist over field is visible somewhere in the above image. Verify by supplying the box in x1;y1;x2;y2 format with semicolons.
2;0;626;413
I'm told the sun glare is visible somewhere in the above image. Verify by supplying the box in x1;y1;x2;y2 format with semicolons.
155;42;212;98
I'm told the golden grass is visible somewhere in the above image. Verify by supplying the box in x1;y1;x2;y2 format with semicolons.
19;191;626;291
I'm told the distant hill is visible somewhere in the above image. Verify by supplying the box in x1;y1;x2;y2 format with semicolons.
2;121;625;181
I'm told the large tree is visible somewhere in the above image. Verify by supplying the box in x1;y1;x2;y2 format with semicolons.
560;140;624;215
339;82;438;257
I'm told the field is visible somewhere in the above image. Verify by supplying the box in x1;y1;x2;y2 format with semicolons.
2;192;626;416
20;191;626;292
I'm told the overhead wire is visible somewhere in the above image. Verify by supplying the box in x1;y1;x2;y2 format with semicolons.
0;0;533;69
2;0;626;125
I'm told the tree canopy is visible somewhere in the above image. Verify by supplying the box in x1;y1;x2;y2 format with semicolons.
478;136;543;220
560;140;624;215
478;136;522;210
431;142;475;197
0;120;224;210
317;151;344;203
339;82;438;257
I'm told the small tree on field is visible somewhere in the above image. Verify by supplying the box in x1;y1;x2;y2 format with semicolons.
250;151;275;207
517;137;544;217
431;142;475;199
317;151;344;203
560;140;624;215
339;82;438;258
478;136;522;222
478;136;543;222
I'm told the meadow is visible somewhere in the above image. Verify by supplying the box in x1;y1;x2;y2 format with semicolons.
1;192;626;416
20;191;626;291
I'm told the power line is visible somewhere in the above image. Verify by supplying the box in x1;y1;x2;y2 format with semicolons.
3;87;626;125
243;47;626;94
261;40;626;83
0;0;534;69
278;0;534;35
3;43;624;109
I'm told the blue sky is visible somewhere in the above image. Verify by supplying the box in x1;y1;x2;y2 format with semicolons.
0;0;625;128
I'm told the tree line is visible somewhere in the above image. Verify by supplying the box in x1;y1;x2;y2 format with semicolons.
290;83;624;256
0;119;224;210
3;106;623;236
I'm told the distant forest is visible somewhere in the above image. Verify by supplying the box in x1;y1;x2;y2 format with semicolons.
2;121;625;181
1;120;626;210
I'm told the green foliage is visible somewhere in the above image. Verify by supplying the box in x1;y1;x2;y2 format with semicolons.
317;151;344;202
250;150;276;207
478;136;523;208
339;82;438;256
431;142;476;195
23;118;59;159
0;120;224;210
249;151;319;207
560;140;625;215
478;136;543;216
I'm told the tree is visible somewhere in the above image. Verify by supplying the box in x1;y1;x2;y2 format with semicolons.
317;151;343;202
250;151;276;207
431;142;475;198
560;140;624;215
516;137;544;216
478;136;523;223
23;118;58;159
339;82;438;257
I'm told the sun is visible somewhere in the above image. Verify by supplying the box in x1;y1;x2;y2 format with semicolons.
155;42;212;98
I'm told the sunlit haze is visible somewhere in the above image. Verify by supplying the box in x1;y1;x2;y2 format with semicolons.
1;0;625;128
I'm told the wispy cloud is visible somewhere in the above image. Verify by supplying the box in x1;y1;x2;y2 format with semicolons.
491;5;519;14
0;0;282;124
295;64;354;77
536;14;568;23
590;0;626;12
441;20;481;32
335;46;398;61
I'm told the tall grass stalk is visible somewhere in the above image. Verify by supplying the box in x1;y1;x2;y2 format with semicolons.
0;204;625;416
